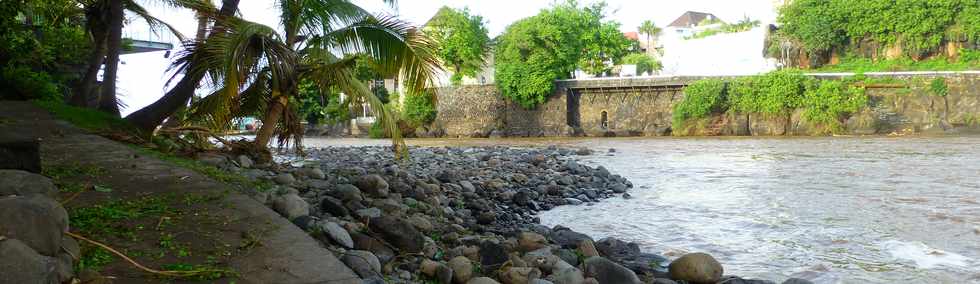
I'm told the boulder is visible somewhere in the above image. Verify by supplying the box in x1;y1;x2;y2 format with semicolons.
272;193;309;220
333;184;364;202
448;256;474;284
518;232;548;252
668;253;723;284
299;167;326;180
273;173;296;185
369;216;424;253
578;240;599;257
0;196;68;256
467;277;501;284
341;250;381;279
550;227;593;249
235;155;253;168
420;259;454;284
319;196;349;217
582;256;641;284
319;222;353;248
355;207;382;219
355;174;389;197
548;267;585;284
351;232;396;265
479;241;509;271
499;267;541;284
0;238;58;284
782;278;815;284
0;170;57;198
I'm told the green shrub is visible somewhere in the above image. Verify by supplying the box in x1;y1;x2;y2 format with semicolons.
673;79;727;127
0;65;62;101
728;69;809;114
402;91;437;125
929;77;948;97
801;80;868;133
368;121;387;138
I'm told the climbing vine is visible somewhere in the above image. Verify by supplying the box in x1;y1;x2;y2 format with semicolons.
671;79;727;128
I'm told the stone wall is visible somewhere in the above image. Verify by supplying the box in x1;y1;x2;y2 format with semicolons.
432;85;568;138
430;74;980;137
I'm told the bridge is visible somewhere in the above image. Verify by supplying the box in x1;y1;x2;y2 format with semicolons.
122;26;175;55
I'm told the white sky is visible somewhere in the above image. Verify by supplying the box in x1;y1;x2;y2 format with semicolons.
117;0;780;115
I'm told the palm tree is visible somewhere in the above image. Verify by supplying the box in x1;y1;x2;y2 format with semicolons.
638;20;661;54
173;0;439;156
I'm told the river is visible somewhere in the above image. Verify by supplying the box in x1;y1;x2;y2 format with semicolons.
300;136;980;284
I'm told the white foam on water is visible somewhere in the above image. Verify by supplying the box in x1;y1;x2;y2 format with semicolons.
881;240;973;269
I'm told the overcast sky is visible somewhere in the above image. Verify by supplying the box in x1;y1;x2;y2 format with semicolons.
116;0;780;115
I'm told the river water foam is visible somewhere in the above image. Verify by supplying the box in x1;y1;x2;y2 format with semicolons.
300;136;980;283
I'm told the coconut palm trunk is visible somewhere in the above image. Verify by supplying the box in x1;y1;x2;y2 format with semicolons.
254;94;286;148
124;0;240;132
97;0;123;116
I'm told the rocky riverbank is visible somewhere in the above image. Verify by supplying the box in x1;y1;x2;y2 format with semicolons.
208;145;811;284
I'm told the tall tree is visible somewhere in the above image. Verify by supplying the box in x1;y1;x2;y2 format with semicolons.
96;0;123;115
638;20;661;54
424;6;490;86
495;0;630;108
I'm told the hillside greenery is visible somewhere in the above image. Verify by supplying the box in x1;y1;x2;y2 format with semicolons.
777;0;980;57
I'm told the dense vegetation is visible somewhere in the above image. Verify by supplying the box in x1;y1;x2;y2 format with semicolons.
776;0;980;63
495;1;636;109
686;17;761;40
425;6;491;86
673;70;871;134
0;1;91;101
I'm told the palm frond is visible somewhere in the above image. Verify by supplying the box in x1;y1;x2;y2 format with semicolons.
316;15;442;96
124;0;187;42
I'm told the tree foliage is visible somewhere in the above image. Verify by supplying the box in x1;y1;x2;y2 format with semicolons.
621;53;661;75
425;6;490;86
777;0;980;55
495;0;632;109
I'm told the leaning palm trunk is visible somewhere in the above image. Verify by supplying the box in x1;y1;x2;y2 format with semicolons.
125;0;240;132
254;94;286;148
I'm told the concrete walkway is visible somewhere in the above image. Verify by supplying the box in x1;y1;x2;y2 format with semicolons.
0;101;361;284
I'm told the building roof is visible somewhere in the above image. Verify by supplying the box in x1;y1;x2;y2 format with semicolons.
667;11;722;28
623;31;639;41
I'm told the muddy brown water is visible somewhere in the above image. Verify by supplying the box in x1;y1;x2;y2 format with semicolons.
297;136;980;284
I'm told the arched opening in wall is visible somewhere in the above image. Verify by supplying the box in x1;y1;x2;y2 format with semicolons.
600;111;608;129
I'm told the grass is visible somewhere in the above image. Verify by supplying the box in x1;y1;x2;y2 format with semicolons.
33;99;140;134
813;56;980;72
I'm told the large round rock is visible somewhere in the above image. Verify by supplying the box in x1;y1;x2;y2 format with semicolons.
369;216;424;253
582;256;641;284
0;196;68;256
0;238;59;284
355;174;389;197
668;253;724;284
0;170;57;198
